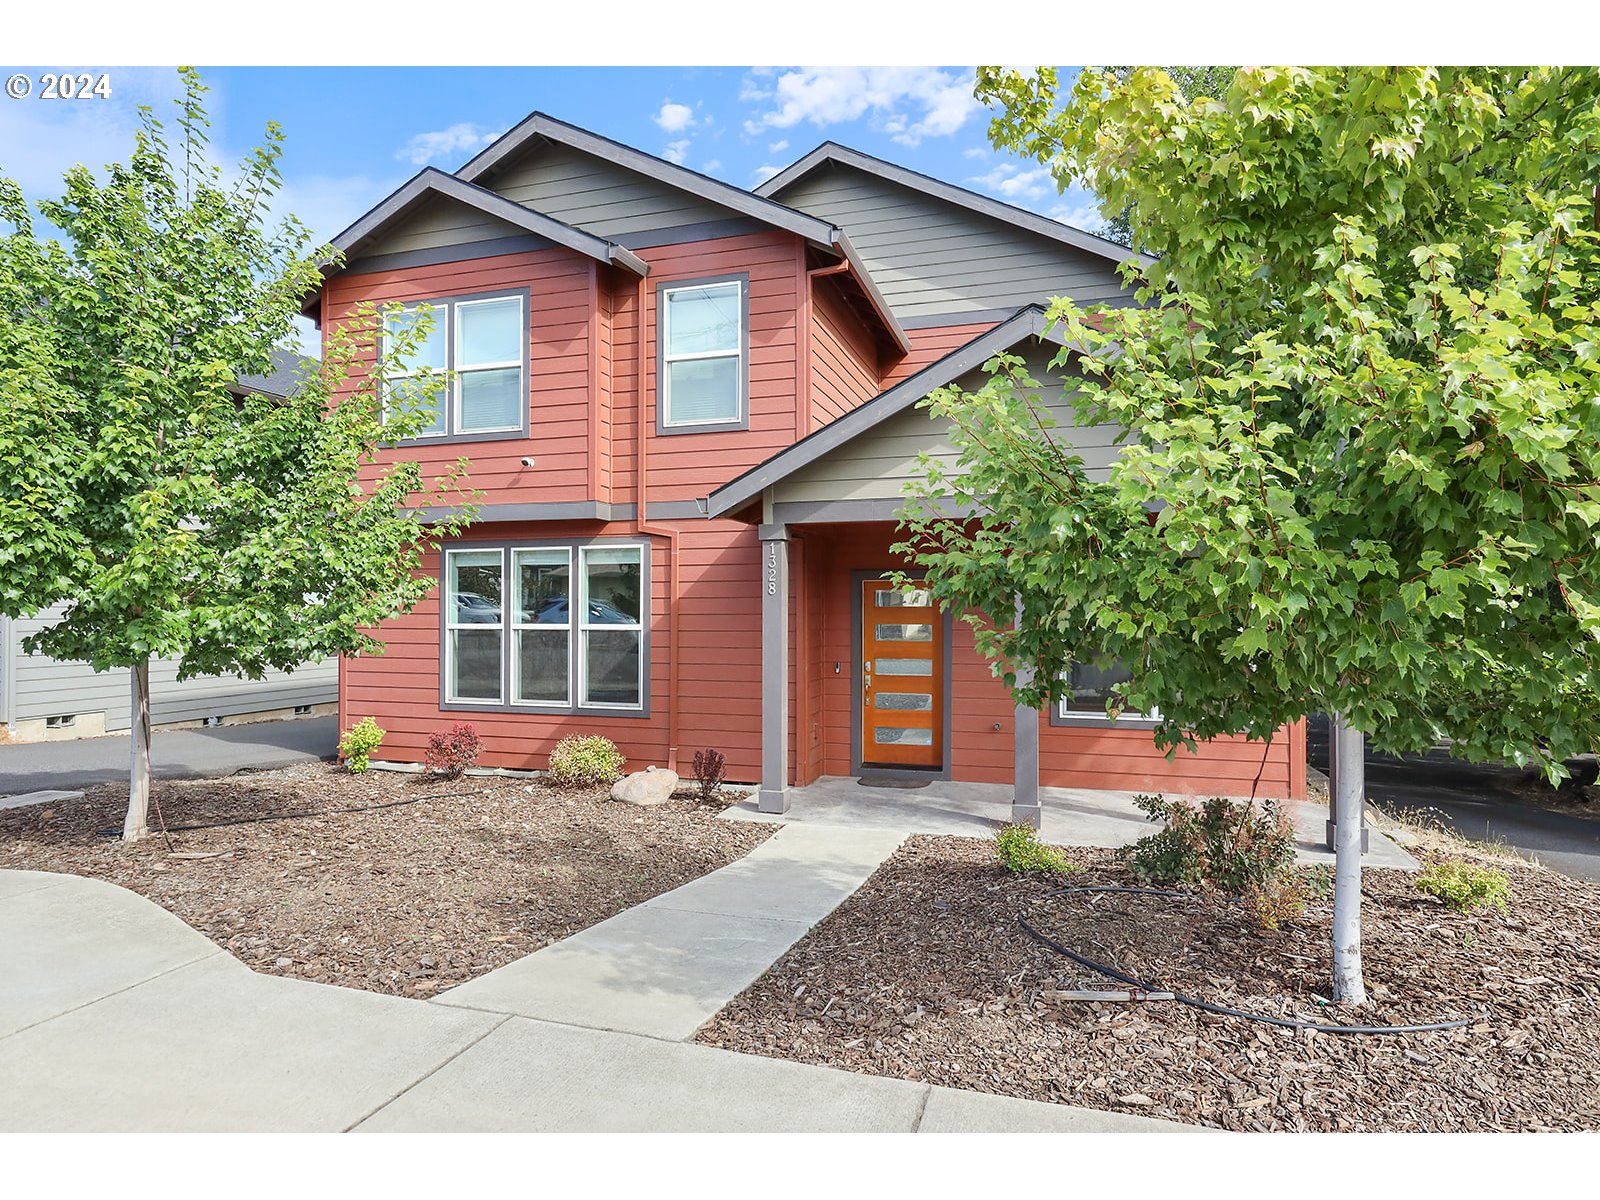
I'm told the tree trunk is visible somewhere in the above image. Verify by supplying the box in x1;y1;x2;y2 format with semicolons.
123;657;152;843
1330;712;1368;1005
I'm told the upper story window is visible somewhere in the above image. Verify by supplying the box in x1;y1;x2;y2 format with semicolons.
381;289;529;442
658;275;748;434
1052;652;1161;727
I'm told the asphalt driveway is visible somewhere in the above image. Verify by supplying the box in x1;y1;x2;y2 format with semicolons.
0;716;336;798
1307;715;1600;882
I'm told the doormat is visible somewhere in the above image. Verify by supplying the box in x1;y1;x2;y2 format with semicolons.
857;774;931;789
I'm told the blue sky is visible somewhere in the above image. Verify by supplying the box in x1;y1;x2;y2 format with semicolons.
0;65;1103;250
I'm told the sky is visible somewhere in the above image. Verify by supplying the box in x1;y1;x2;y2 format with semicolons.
0;65;1104;254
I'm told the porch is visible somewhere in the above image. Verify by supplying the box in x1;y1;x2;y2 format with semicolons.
723;776;1417;868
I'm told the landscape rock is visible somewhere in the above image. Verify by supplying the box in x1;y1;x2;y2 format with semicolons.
610;766;680;806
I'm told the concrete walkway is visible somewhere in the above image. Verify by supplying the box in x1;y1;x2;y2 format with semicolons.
0;866;1192;1133
724;776;1418;870
435;822;907;1039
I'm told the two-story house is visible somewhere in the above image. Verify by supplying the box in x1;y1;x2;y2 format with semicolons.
309;114;1306;823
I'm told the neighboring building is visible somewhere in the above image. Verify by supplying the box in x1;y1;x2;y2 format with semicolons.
311;115;1306;818
0;349;338;744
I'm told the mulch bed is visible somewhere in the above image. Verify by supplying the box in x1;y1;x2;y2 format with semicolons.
2;763;770;997
696;836;1600;1131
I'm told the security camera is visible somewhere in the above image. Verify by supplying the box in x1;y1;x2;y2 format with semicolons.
519;456;536;468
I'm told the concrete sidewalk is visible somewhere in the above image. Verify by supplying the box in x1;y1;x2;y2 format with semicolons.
435;822;907;1039
0;867;1194;1133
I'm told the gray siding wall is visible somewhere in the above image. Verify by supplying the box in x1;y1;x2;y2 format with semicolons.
773;340;1125;505
356;195;530;258
7;606;337;732
485;142;731;238
773;164;1132;322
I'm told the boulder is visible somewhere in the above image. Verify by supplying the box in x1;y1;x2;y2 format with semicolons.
610;766;680;806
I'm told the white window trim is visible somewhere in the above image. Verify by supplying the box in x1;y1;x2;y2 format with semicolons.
452;295;525;436
441;541;649;718
1054;657;1161;726
510;547;574;709
578;545;646;711
443;548;505;705
379;290;528;441
661;279;744;429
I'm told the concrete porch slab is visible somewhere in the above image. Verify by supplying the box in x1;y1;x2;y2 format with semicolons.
722;776;1418;870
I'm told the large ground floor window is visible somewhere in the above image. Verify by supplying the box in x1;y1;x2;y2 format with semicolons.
442;541;648;715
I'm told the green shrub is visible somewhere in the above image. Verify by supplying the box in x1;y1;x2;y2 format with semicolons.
548;735;626;787
994;823;1076;875
1416;859;1512;913
338;717;385;773
1124;793;1309;928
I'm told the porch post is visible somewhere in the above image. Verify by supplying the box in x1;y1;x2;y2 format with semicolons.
1012;594;1041;828
758;522;791;814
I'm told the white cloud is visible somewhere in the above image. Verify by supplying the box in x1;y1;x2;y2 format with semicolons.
966;162;1053;201
768;139;789;154
653;101;696;133
701;159;722;173
663;139;691;165
395;123;499;166
1048;199;1107;234
751;164;782;183
740;66;982;147
962;145;989;160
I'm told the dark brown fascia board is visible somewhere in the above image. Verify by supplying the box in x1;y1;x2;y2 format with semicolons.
456;112;839;251
756;142;1158;271
706;304;1087;518
301;167;647;317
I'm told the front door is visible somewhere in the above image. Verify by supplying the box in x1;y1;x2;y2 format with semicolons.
860;578;944;770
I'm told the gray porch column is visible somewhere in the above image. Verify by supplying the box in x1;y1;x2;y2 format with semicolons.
758;523;792;814
1012;595;1041;828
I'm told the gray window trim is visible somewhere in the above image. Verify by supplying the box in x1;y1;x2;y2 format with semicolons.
849;569;953;781
439;537;652;720
655;272;751;436
381;287;531;445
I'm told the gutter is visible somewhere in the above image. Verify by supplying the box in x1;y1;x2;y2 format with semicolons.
633;275;681;774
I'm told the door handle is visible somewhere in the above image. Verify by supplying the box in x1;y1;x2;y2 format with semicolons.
862;660;872;706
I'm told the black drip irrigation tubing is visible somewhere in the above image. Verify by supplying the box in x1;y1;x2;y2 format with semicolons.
1019;884;1479;1036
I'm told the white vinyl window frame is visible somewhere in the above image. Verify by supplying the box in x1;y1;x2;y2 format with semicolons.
658;275;749;434
440;540;650;719
379;288;530;443
443;548;506;705
379;303;447;437
578;544;646;711
510;546;574;710
1052;655;1161;728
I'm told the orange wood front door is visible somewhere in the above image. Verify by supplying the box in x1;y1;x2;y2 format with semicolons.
860;579;944;769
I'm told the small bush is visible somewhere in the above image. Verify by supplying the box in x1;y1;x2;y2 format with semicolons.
338;717;385;773
692;748;728;802
1416;859;1512;913
548;735;626;788
995;823;1076;875
1125;793;1307;928
425;722;482;779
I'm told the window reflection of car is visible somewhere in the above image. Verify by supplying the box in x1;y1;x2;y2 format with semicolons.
455;592;501;623
532;597;633;625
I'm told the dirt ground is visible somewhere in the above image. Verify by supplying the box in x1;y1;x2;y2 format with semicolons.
1;762;771;997
697;835;1600;1132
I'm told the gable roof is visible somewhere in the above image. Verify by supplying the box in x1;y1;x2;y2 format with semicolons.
233;347;316;400
705;305;1080;518
457;113;909;354
459;112;839;249
323;166;649;276
755;142;1157;272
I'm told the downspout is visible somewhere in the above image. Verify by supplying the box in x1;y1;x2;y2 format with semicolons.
634;275;680;773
